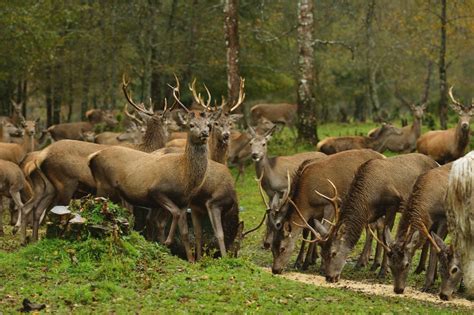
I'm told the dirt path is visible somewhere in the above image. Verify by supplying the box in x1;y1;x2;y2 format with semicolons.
263;269;474;309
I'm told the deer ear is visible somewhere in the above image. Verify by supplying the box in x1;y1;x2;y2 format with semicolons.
270;193;280;209
405;230;420;251
229;114;243;123
384;226;394;247
314;219;329;238
283;221;292;235
431;231;448;252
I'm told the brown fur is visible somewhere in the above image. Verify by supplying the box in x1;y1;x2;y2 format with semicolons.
250;103;297;128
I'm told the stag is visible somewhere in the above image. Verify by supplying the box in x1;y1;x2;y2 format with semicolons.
319;154;438;283
377;163;452;294
269;149;385;274
445;150;474;297
89;77;211;261
417;87;473;164
316;123;402;154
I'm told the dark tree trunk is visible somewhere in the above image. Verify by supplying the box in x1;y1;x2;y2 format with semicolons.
22;80;27;118
439;0;448;129
296;0;318;144
365;0;380;122
45;67;53;127
224;0;241;114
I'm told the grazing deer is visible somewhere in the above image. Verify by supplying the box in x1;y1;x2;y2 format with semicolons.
445;150;474;297
431;233;463;301
46;108;118;141
250;103;297;130
269;149;385;275
89;77;211;261
316;123;402;154
0;160;29;236
248;125;326;249
378;163;452;294
319;154;438;283
417;87;474;164
0;118;37;164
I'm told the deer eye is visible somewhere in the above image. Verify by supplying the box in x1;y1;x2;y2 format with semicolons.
331;252;337;258
404;262;409;269
451;267;459;274
189;123;195;128
262;143;266;146
280;247;285;254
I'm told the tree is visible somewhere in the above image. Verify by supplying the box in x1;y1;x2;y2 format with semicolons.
224;0;241;113
438;0;448;129
296;0;318;144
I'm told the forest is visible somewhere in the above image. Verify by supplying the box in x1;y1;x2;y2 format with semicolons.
1;1;474;313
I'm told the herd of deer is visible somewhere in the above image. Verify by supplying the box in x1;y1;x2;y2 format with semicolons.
0;76;472;301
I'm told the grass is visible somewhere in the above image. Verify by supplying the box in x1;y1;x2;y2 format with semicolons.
1;120;473;313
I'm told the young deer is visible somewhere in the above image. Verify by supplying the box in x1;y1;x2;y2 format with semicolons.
0;118;37;164
417;87;474;164
89;77;211;261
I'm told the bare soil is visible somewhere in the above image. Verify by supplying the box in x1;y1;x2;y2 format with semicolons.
264;269;474;309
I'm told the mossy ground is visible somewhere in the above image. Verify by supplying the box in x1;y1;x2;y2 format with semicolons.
1;121;473;313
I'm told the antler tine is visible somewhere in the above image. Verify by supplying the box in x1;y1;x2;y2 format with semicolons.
242;211;268;237
230;77;246;112
255;171;270;209
169;74;190;113
122;74;154;116
448;86;463;111
314;179;339;216
189;78;206;110
281;170;291;203
148;97;154;114
368;225;391;253
419;222;441;253
123;104;143;126
203;84;212;110
289;199;321;243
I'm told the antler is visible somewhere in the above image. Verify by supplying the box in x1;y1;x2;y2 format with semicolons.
168;74;190;113
229;77;246;112
448;86;464;114
123;104;144;126
189;78;212;111
314;179;340;237
368;225;391;253
289;199;322;243
280;170;291;207
242;209;269;237
122;74;154;116
418;222;441;253
256;171;270;210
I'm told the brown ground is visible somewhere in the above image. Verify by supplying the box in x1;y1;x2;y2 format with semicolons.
264;268;474;309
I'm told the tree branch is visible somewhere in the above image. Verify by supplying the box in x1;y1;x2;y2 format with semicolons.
311;39;355;59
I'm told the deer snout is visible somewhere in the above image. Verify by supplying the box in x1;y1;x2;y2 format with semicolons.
439;293;450;301
222;132;230;141
394;287;405;294
461;122;469;131
251;153;261;161
200;130;209;139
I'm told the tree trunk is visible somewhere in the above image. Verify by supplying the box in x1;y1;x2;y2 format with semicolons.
439;0;448;129
365;0;381;122
296;0;318;144
224;0;241;114
45;67;53;127
22;80;27;118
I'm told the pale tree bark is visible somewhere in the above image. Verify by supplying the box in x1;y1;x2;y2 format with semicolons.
224;0;241;113
365;0;381;122
296;0;318;144
439;0;448;129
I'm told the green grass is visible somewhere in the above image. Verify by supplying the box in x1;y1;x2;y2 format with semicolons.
1;121;473;313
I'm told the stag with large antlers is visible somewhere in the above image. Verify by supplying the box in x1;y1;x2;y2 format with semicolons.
417;87;474;164
89;76;211;261
377;163;452;295
320;154;438;283
269;149;385;275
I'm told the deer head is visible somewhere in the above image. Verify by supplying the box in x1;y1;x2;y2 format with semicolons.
249;125;277;162
449;86;474;132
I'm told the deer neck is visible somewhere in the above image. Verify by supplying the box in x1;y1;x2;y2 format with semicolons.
22;132;34;153
411;116;422;138
138;117;167;153
208;131;228;164
454;120;470;155
255;153;274;181
183;136;209;196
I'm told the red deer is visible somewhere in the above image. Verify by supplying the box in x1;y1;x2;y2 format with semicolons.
89;77;211;261
378;163;452;294
316;123;402;154
250;103;297;130
319;154;438;283
269;149;385;274
0;160;29;236
46;108;118;141
248;125;326;249
0;118;37;164
0;121;22;143
445;150;474;297
417;87;473;164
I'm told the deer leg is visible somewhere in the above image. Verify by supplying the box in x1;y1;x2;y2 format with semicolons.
357;225;373;269
370;219;384;271
378;212;396;278
302;239;316;271
294;229;308;269
145;209;158;241
157;209;170;244
422;243;438;292
191;207;203;260
177;208;194;262
206;203;226;257
414;240;429;274
0;197;4;236
10;191;25;243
